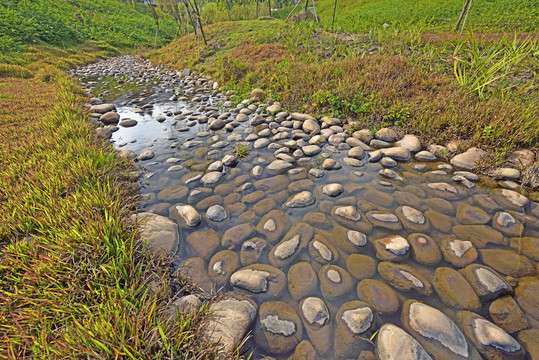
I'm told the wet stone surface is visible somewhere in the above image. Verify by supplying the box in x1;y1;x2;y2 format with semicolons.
75;56;539;360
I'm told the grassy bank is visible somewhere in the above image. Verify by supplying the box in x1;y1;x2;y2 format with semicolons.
149;19;538;169
0;46;230;358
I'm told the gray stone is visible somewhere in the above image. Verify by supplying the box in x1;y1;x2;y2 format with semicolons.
450;147;488;170
302;145;322;156
119;118;138;127
301;297;329;326
397;134;422;153
206;205;227;222
201;171;223;185
285;191;315;208
375;128;398;142
322;183;344;197
415;150;436;161
132;212;179;255
137;150;155;161
174;204;202;227
376;324;433;360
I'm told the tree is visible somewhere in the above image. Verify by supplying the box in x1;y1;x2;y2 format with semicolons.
144;0;160;49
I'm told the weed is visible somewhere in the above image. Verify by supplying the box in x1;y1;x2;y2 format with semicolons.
233;143;251;160
316;154;325;166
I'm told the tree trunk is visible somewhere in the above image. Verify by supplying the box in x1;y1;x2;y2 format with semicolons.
256;0;259;19
268;0;271;17
332;0;337;28
304;0;309;12
455;0;471;32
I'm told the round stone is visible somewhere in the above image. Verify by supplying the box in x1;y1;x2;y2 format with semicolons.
322;183;344;197
357;279;399;314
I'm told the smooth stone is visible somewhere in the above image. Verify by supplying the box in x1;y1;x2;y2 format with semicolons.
166;294;202;317
492;211;524;236
382;147;411;161
408;233;442;265
240;237;268;266
137;150;155;161
489;296;528;333
221;223;256;250
480;249;535;277
515;277;539;321
346;254;377;280
186;228;220;260
322;183;344;197
375;128;398;142
460;264;511;300
402;300;471;360
173;204;201;227
132;213;179;256
206;204;227;222
456;312;523;359
452;225;505;248
334;301;375;358
357;279;399;314
450;147;488;170
441;239;478;267
343;157;364;167
267;160;294;174
433;267;481;310
117;149;137;160
348;146;365;159
381;157;397;168
288;262;318;300
379;168;404;181
518;329;539;360
319;265;354;300
335;206;361;221
302;145;322;156
285;191;315;208
415;150;436;161
302;119;320;135
119;118;138;127
322;158;341;170
200;171;223;185
376;324;433;360
208;250;239;285
203;297;257;354
308;168;325;178
89;103;116;113
456;203;490;225
369;149;383;162
301;297;329;326
269;223;313;268
302;212;332;230
378;262;432;296
375;235;410;262
257;210;290;243
396;134;421;153
254;138;270;149
255;301;303;355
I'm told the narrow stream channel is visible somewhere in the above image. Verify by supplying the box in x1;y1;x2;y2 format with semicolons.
71;55;539;360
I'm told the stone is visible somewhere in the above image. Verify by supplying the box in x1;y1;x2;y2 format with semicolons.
319;265;354;300
510;237;539;261
89;103;116;113
402;300;473;360
479;249;535;277
354;129;373;143
396;206;429;232
489;296;528;333
186;228;220;260
357;279;399;314
456;311;523;359
240;237;268;266
368;212;402;231
489;167;521;180
117;149;137;160
456;203;490;225
173;204;201;227
518;329;539;360
452;225;505;248
322;158;341;170
381;147;411;161
180;257;212;293
302;119;320;135
250;88;266;102
290;112;316;122
288;262;318;300
508;149;535;168
334;301;375;358
396;134;422;153
302;212;331;230
375;235;410;261
492;211;524;236
408;234;442;265
301;297;329;326
99;111;120;124
415;150;436;161
285;191;315;208
377;324;433;360
381;157;397;168
348;146;365;159
254;138;270;149
206;204;227;222
208;250;239;286
119;118;138;127
257;210;290;243
514;277;539;321
322;183;344;197
490;189;529;210
132;213;179;256
441;239;478;267
368;149;383;162
166;294;202;317
221;223;256;250
137;150;155;161
346;254;377;280
460;264;511;300
433;267;481;310
379;262;432;296
204;297;257;353
450;147;488;170
254;301;303;355
209;119;226;130
269;223;313;268
267;159;294;174
375;128;398;142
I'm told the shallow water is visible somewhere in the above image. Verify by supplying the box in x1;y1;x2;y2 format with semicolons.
75;57;539;360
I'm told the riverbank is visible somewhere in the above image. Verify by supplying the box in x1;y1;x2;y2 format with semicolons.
0;50;231;358
149;19;538;184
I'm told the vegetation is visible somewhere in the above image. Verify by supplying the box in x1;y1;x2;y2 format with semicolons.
233;142;252;159
0;0;177;56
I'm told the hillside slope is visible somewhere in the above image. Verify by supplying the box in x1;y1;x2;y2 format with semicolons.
273;0;539;33
0;0;176;56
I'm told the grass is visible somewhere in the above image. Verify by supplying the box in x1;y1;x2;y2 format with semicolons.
273;0;539;33
0;0;177;57
0;49;240;360
233;143;252;160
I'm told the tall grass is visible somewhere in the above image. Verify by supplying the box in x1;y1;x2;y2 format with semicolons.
0;67;231;358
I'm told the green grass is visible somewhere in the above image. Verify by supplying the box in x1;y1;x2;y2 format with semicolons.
0;0;177;57
232;142;252;160
150;18;538;167
273;0;539;33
